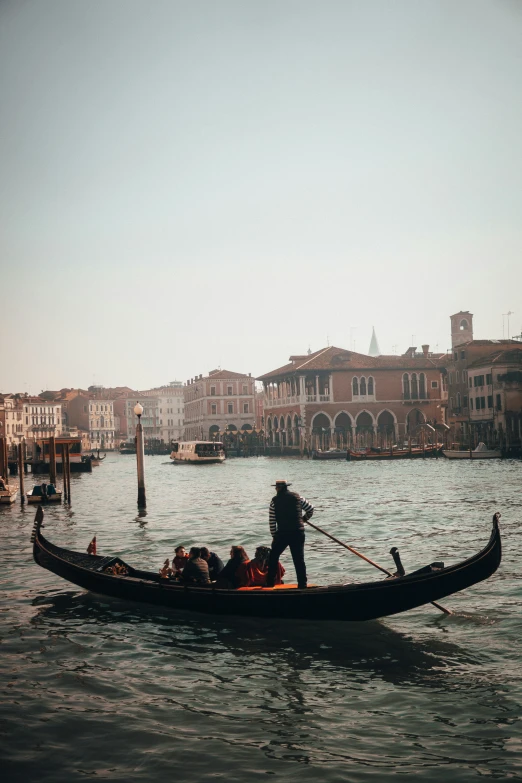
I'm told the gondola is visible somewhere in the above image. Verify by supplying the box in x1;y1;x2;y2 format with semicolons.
31;508;502;622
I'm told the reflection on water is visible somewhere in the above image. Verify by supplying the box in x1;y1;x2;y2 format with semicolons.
1;455;521;782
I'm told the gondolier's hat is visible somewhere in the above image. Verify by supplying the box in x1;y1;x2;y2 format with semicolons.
272;479;292;487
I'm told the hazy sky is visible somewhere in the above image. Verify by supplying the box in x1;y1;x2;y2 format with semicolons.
1;0;521;394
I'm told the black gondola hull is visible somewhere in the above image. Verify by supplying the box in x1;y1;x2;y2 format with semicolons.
32;513;502;622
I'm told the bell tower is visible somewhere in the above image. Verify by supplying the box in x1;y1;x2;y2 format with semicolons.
450;311;473;348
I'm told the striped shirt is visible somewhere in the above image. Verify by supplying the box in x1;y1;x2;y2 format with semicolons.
269;495;314;536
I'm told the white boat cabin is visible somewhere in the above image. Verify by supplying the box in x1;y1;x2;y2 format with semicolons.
170;441;225;463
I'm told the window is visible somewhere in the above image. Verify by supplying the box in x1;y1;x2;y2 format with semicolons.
474;374;485;387
352;377;359;396
463;395;468;408
242;385;247;394
469;377;472;388
487;395;493;409
486;373;492;385
460;350;466;360
227;386;233;395
210;386;216;396
211;404;217;415
419;373;426;398
496;394;502;411
402;374;410;399
470;398;474;410
411;373;418;398
456;392;461;408
360;377;367;395
453;352;458;360
431;381;438;389
227;403;233;414
243;403;249;413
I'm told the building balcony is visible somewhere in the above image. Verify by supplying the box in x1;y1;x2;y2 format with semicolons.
402;393;430;403
264;394;331;408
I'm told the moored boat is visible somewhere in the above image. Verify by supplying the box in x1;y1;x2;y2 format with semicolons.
170;441;225;464
312;448;347;460
347;444;441;461
443;442;502;460
0;484;18;504
27;483;62;504
31;509;501;622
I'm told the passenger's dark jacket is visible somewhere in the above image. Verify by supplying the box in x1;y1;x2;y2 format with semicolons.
181;557;210;584
216;556;249;588
207;552;224;580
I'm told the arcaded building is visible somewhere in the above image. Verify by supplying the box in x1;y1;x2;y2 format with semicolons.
258;345;448;451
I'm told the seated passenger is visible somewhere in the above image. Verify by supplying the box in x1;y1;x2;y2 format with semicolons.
41;483;48;497
215;546;250;589
238;546;285;587
173;545;189;576
47;483;57;496
200;546;224;580
181;547;210;584
32;485;43;496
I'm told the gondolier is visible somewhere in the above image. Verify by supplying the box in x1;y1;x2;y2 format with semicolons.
266;479;314;590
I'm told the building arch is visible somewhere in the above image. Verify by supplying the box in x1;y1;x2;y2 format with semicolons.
377;409;396;431
311;412;333;430
286;415;293;446
209;424;220;438
406;408;426;435
356;410;375;430
403;373;410;399
334;410;355;430
334;411;354;448
419;372;426;399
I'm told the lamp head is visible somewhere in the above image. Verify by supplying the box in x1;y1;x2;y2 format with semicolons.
134;402;144;418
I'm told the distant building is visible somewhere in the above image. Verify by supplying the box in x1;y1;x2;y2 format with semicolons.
0;394;63;448
444;311;520;444
88;399;115;450
184;370;256;441
258;344;447;450
466;347;522;449
156;382;184;444
125;395;160;444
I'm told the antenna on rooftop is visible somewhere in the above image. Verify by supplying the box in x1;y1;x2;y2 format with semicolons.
392;344;398;355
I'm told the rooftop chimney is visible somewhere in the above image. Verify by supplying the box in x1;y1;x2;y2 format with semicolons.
422;344;429;357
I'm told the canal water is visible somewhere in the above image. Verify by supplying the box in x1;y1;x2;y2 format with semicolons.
1;454;521;782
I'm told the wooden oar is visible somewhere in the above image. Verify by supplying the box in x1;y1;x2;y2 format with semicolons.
303;517;452;615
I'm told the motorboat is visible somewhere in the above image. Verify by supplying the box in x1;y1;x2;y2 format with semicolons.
442;442;502;460
170;441;225;464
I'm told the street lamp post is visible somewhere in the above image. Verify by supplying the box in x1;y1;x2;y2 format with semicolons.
134;403;146;508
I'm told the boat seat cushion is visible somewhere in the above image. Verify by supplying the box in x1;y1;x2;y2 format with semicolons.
237;584;317;591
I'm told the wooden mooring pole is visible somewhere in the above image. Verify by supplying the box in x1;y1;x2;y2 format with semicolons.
61;443;68;502
65;443;71;504
0;436;6;483
49;435;57;486
18;443;25;505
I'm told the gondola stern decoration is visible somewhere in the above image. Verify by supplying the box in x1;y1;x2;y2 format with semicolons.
30;505;44;544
